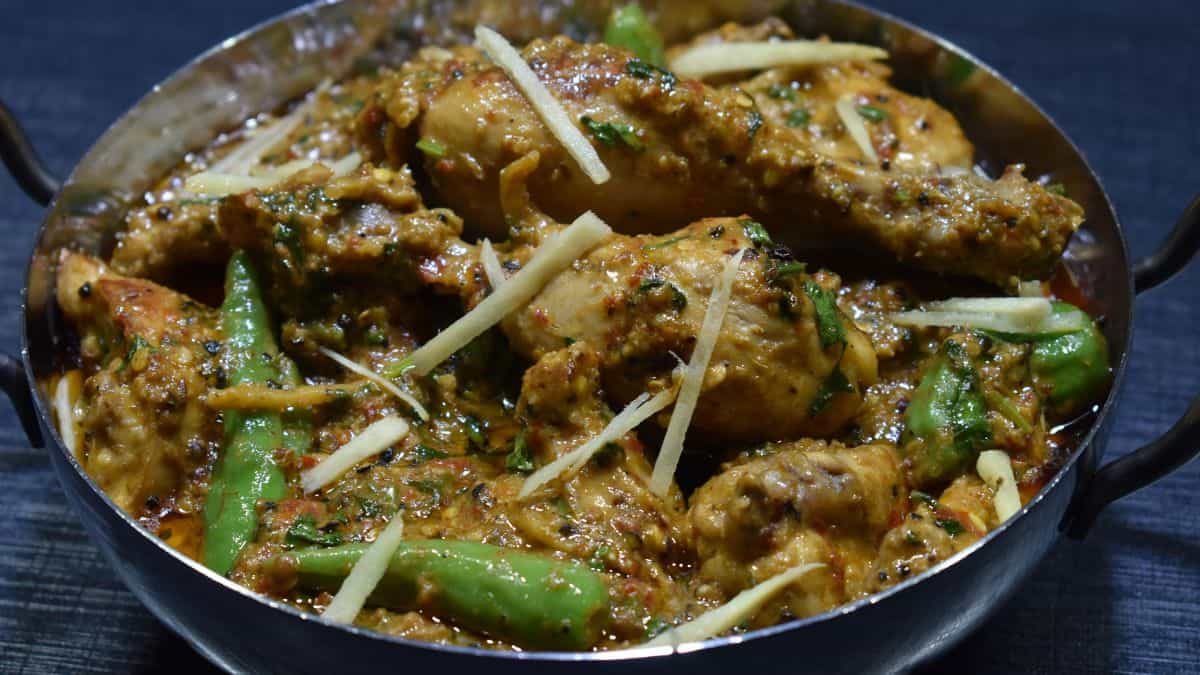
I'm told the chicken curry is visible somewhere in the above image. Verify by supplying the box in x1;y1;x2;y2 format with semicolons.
49;5;1108;652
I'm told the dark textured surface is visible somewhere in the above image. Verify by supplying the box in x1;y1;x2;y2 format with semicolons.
1;1;1197;672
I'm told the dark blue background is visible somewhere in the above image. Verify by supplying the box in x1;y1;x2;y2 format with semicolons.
1;1;1197;672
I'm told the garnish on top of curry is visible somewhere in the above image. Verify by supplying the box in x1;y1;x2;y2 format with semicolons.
47;6;1108;652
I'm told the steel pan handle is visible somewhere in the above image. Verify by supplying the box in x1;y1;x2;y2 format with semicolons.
0;101;55;447
0;99;60;207
0;352;44;448
1066;194;1200;537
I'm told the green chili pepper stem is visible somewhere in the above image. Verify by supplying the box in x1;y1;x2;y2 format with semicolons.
280;539;610;650
203;251;299;576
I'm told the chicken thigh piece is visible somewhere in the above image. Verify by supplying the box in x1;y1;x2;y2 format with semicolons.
500;216;879;443
55;252;221;515
687;440;906;625
356;34;1082;285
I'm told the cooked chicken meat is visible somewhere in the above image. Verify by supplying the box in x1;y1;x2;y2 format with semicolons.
47;11;1109;653
215;165;878;443
357;36;1081;284
501;216;878;442
688;441;905;623
56;252;220;514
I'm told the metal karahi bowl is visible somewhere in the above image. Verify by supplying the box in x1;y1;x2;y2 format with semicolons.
0;1;1196;672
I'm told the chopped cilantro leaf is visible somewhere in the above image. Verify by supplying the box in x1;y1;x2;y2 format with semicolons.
802;280;846;349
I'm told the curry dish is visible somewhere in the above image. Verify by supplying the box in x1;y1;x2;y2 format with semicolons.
48;6;1109;652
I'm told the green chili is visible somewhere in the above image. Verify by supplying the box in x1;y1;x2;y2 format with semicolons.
603;4;665;67
1028;303;1109;417
903;340;991;486
987;301;1110;418
935;518;965;536
278;539;610;649
203;251;303;575
985;388;1033;433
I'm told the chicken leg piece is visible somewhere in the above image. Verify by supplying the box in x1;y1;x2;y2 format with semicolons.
356;35;1082;285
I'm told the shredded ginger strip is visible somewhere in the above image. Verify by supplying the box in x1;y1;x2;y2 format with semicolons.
318;346;429;421
649;249;744;496
406;211;612;376
835;96;880;165
322;514;406;623
475;25;611;184
520;386;678;498
302;415;411;494
647;563;826;646
977;450;1022;522
479;238;507;290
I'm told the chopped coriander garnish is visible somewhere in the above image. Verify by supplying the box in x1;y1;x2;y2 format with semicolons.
802;280;846;349
910;490;939;508
505;430;534;473
364;326;388;347
380;357;415;379
637;277;688;313
773;261;806;277
642;234;689;251
460;415;486;449
767;84;797;101
936;518;966;537
119;335;150;371
787;108;811;127
856;105;888;122
286;515;342;547
625;59;676;87
1046;182;1068;197
178;196;222;206
747;110;764;139
669;284;688;313
412;444;449;463
408;478;448;500
592;442;625;468
739;219;774;248
809;367;853;416
589;543;612;571
416;137;446;158
638;277;665;292
581;116;644;151
644;617;670;640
